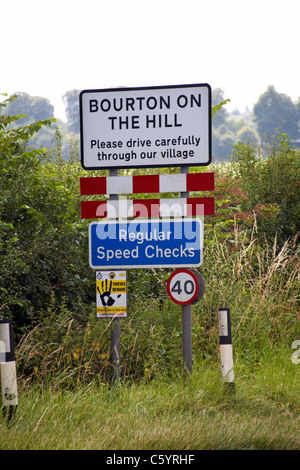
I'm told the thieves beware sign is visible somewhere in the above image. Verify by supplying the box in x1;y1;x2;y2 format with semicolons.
96;270;127;318
80;84;212;170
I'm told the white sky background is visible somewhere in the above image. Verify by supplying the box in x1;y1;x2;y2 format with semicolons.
1;0;299;121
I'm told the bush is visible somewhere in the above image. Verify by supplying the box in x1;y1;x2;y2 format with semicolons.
229;131;300;246
0;95;92;338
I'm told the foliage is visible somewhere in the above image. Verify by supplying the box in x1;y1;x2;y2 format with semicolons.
14;229;299;388
236;125;259;145
1;92;54;124
211;96;230;119
62;89;80;133
229;130;300;245
212;88;230;125
211;89;259;161
253;86;299;141
0;95;91;337
0;94;299;393
212;127;236;161
211;89;234;160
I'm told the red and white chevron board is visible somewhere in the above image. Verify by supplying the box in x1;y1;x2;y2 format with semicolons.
80;172;214;195
81;197;214;219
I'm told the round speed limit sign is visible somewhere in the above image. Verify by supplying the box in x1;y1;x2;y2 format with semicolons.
166;269;205;306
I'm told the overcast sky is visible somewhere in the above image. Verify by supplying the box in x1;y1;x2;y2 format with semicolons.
2;0;299;121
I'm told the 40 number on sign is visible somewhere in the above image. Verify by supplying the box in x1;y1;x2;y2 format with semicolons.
172;278;195;296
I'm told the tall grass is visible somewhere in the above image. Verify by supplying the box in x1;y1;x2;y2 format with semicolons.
200;224;299;356
14;223;299;389
1;352;299;450
2;207;299;451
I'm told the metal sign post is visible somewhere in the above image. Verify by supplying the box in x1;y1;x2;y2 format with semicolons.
111;317;120;385
182;304;192;379
109;168;121;385
167;267;205;381
180;166;192;379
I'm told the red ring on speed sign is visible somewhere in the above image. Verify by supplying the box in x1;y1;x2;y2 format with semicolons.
167;269;200;305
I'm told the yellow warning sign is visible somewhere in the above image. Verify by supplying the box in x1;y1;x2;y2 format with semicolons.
96;271;127;318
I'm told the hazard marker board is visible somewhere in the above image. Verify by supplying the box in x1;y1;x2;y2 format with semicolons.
81;197;214;219
80;173;214;195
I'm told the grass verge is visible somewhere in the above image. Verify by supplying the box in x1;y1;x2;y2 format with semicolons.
1;348;299;450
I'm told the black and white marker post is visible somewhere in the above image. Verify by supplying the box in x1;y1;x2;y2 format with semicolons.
0;319;18;421
218;308;235;393
109;168;121;385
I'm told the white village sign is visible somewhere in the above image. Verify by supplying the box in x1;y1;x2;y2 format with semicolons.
80;83;212;170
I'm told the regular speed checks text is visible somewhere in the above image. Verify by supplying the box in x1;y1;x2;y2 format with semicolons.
89;219;203;269
167;269;205;306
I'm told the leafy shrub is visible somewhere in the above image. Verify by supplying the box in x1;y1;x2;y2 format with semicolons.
0;95;92;337
229;131;300;246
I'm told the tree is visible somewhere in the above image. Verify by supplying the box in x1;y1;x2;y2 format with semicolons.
0;95;90;338
212;88;229;128
253;86;299;140
62;89;80;133
3;92;54;124
230;130;300;245
212;127;236;161
237;125;259;146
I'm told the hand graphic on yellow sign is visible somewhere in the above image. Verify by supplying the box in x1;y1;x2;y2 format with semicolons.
97;279;121;307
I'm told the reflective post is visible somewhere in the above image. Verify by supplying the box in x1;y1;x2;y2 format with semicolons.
0;319;18;421
218;308;235;393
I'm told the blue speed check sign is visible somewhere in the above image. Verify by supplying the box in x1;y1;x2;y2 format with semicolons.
89;218;203;269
